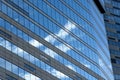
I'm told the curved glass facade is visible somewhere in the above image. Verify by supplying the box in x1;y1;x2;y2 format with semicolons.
0;0;113;80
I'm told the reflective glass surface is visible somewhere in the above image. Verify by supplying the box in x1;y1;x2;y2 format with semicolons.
0;0;114;80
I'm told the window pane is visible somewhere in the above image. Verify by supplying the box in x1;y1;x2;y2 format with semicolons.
24;51;29;61
7;7;12;17
0;1;1;10
0;37;5;47
0;18;4;27
30;74;35;80
24;71;31;80
12;44;18;54
17;47;23;58
23;2;28;12
19;68;25;78
30;55;35;64
40;61;45;70
29;22;34;32
2;3;7;14
0;58;5;68
24;19;29;29
35;58;40;67
23;33;28;42
13;11;18;21
35;26;39;35
12;64;18;75
19;15;24;25
6;61;12;71
17;29;23;38
6;41;11;51
5;22;11;31
11;25;17;35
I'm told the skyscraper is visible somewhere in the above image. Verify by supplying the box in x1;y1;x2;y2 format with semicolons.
0;0;113;80
104;0;120;80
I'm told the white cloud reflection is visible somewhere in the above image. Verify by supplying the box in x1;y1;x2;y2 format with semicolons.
43;21;76;56
26;21;76;79
66;65;75;71
52;69;68;79
29;39;43;48
23;73;41;80
99;58;104;67
56;44;70;52
44;48;56;58
28;21;76;59
44;21;76;43
57;21;76;39
84;64;90;68
45;35;56;43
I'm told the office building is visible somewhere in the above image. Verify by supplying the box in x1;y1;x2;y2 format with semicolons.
0;0;114;80
104;0;120;80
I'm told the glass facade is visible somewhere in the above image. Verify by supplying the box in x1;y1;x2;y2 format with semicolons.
0;0;113;80
104;0;120;80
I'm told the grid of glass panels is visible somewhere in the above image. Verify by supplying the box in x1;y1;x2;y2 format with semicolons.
0;57;41;80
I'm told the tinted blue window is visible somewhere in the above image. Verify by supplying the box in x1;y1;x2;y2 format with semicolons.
19;0;23;8
12;64;19;75
0;58;5;68
11;25;17;35
17;29;23;38
13;0;18;4
13;11;19;21
19;15;24;25
38;13;44;25
6;61;12;71
0;1;1;10
5;22;11;31
24;51;30;61
17;48;24;58
12;44;18;54
35;58;40;67
19;68;25;78
34;9;39;22
2;3;7;14
40;61;45;70
30;55;35;64
29;6;34;19
23;2;28;12
6;41;12;51
0;37;5;47
35;26;39;35
7;7;12;17
23;33;29;42
0;18;4;27
29;22;34;32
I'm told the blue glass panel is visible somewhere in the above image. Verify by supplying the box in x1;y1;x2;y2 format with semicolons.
17;29;22;38
24;19;29;29
24;51;30;61
12;44;18;54
7;7;12;17
11;25;17;35
0;18;4;27
2;3;7;14
19;68;25;78
17;47;24;58
0;58;5;68
6;40;12;51
6;61;12;71
19;15;24;25
23;33;29;42
12;64;19;75
29;22;34;32
30;55;35;64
